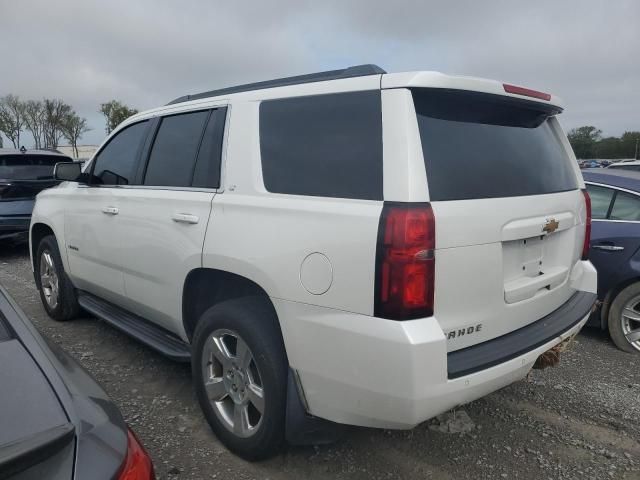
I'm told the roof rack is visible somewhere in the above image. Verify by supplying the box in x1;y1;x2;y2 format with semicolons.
166;64;386;106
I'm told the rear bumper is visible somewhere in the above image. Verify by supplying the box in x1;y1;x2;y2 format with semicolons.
448;290;596;379
276;290;596;430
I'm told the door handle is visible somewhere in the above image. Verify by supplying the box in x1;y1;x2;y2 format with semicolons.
172;213;199;224
101;206;119;215
593;244;624;251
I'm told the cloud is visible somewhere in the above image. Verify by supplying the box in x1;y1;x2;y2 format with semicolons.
1;0;638;145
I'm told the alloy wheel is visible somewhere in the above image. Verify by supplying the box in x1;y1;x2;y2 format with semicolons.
201;329;265;438
621;296;640;352
39;250;59;310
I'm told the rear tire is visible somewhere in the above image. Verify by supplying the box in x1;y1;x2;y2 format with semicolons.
607;283;640;353
35;235;79;321
192;297;288;460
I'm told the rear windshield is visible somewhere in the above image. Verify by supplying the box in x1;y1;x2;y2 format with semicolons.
0;155;64;180
413;89;578;201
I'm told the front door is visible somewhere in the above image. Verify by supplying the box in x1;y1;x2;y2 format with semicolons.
65;120;151;305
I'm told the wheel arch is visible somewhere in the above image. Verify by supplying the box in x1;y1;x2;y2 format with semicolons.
601;276;640;329
182;268;282;344
30;223;57;273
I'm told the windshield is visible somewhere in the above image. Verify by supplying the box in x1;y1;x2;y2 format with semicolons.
0;154;64;180
413;89;578;201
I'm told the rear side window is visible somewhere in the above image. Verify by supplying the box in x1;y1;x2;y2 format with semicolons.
92;121;149;185
259;91;383;200
192;108;227;189
144;111;209;187
610;191;640;221
414;89;578;201
586;184;615;219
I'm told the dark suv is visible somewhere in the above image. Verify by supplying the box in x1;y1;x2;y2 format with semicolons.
0;149;71;243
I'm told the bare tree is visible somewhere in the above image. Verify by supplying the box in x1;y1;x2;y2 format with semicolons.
100;100;138;134
0;95;26;148
62;112;91;158
43;99;72;149
23;100;46;149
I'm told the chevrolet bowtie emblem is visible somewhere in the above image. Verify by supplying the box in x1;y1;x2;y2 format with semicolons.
542;218;560;234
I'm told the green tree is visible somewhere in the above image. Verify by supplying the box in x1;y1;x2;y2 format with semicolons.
620;131;640;159
595;137;623;159
567;126;602;159
100;100;138;134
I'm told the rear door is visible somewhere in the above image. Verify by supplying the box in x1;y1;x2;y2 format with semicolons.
411;89;588;351
114;107;227;335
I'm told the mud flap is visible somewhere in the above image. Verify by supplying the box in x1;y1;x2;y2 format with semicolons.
285;369;345;446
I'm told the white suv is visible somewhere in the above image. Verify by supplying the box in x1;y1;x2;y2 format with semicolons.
30;65;597;459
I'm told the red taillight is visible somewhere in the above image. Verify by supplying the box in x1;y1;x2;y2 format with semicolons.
375;203;435;320
582;189;592;260
118;429;155;480
503;83;552;101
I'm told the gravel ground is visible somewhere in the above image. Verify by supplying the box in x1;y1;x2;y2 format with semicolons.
1;244;638;480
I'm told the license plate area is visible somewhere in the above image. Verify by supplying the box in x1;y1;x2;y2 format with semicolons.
502;233;570;304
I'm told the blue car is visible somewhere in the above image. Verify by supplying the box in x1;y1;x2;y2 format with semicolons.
583;168;640;353
0;148;71;243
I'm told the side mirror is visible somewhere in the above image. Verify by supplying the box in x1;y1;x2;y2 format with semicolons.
54;162;83;182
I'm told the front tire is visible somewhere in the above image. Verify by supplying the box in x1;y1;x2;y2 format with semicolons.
608;283;640;353
192;297;288;460
35;235;79;321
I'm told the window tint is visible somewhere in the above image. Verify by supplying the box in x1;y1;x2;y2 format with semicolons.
260;91;383;200
192;108;227;189
93;121;149;185
586;184;615;219
610;191;640;221
144;111;209;187
413;89;578;201
0;154;68;180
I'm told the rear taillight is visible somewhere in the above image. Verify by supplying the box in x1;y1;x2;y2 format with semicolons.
375;203;435;320
582;189;592;261
503;83;552;101
118;428;155;480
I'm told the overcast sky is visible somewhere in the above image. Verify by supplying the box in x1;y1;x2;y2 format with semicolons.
1;0;638;146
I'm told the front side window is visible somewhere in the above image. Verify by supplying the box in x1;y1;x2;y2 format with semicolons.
610;191;640;221
144;110;209;187
586;184;615;219
259;91;383;200
92;121;149;185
